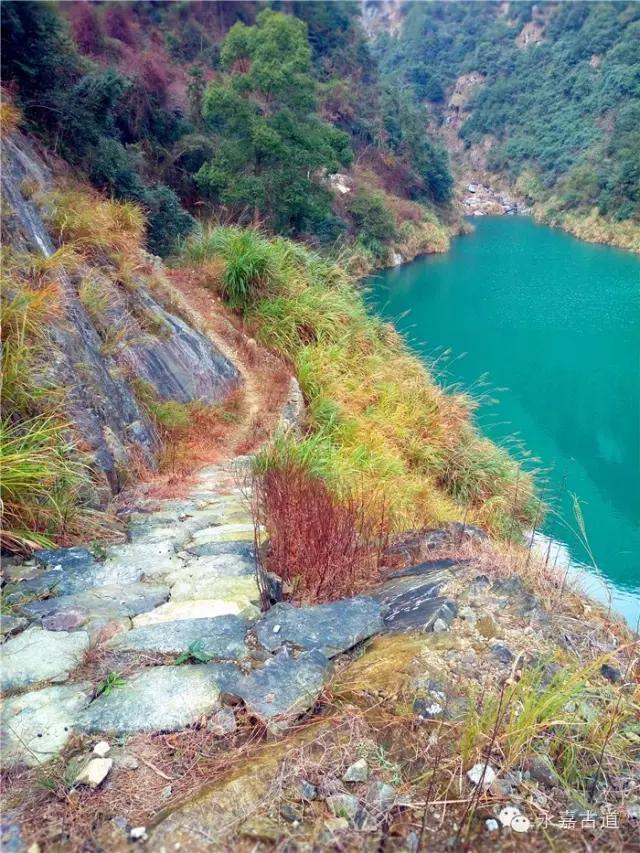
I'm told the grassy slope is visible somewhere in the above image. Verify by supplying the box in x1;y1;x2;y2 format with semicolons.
181;226;538;539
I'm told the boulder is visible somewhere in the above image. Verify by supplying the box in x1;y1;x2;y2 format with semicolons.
255;597;384;658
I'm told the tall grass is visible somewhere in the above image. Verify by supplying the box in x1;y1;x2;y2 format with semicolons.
1;259;88;551
182;227;538;535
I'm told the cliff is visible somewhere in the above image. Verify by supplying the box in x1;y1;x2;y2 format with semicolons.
1;131;240;499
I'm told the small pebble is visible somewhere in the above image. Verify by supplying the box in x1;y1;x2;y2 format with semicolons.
485;818;499;832
161;784;172;800
130;827;148;841
343;758;368;783
93;740;111;758
467;763;496;787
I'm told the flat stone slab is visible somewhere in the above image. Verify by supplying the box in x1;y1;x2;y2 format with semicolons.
255;597;384;658
1;682;92;766
185;541;255;560
227;650;329;725
133;596;260;627
170;574;259;604
76;664;239;734
4;547;101;603
371;566;457;632
190;524;256;547
1;627;89;692
109;616;249;659
102;541;183;582
20;583;170;622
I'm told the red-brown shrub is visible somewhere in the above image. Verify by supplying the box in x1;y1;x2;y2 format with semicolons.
103;4;137;48
67;1;103;54
253;459;388;603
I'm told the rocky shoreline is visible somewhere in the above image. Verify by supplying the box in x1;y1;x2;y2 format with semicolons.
461;183;530;217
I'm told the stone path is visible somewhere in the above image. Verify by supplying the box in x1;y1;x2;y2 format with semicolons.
1;457;462;769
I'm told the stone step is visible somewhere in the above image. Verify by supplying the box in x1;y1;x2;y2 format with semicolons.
76;664;241;735
108;615;250;659
20;583;170;624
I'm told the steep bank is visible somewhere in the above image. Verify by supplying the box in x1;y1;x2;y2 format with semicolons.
374;1;640;253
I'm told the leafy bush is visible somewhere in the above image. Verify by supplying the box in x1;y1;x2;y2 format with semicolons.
348;190;395;259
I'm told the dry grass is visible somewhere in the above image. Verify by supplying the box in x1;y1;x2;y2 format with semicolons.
253;456;388;601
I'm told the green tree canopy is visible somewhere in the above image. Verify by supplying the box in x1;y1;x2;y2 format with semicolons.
196;9;352;234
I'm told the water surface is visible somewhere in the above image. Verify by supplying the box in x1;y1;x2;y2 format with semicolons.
367;217;640;623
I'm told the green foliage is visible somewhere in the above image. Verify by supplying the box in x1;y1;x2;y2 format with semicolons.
175;640;213;665
196;10;352;235
378;1;640;222
348;190;395;260
96;672;126;696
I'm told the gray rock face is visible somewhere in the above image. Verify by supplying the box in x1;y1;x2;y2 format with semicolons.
372;562;459;632
226;650;330;726
1;627;90;692
1;682;92;766
109;616;249;659
186;540;255;560
77;664;239;734
20;583;170;622
1;130;241;497
255;598;384;658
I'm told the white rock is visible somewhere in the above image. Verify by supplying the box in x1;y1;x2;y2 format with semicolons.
342;757;368;782
73;757;113;788
93;740;111;757
485;818;499;832
467;763;496;787
272;624;281;634
130;826;148;841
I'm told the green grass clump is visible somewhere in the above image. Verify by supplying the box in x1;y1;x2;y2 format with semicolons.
1;261;88;552
183;226;538;535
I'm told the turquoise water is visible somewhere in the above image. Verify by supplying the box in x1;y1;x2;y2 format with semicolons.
367;217;640;624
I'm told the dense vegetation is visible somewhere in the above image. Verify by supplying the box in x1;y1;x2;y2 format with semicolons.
377;1;640;224
1;1;454;257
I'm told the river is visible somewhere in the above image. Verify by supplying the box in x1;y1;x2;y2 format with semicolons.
367;216;640;624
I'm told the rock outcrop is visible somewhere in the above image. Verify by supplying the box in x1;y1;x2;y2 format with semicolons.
1;131;241;495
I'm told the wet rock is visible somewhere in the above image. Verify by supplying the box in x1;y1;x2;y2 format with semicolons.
601;663;622;683
110;615;249;659
491;643;514;665
343;758;369;782
1;682;92;766
326;793;359;820
1;627;89;691
227;649;329;728
467;763;496;787
77;664;239;734
21;583;170;623
207;707;237;736
255;597;383;658
73;757;113;788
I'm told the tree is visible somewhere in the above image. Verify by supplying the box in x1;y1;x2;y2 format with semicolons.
196;10;352;234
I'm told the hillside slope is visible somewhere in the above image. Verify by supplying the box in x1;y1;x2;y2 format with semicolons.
376;0;640;251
